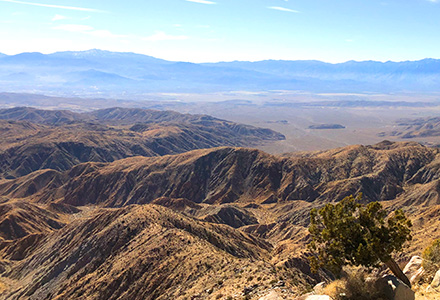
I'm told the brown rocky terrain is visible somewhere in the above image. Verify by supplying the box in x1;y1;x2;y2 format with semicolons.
0;107;285;179
1;141;434;207
0;204;323;300
380;116;440;140
1;137;440;299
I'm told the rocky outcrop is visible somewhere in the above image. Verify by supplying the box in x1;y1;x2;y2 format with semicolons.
376;275;415;300
403;256;424;284
431;269;440;289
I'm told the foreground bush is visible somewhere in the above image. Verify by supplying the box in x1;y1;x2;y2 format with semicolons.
422;239;440;281
323;266;390;300
308;194;412;286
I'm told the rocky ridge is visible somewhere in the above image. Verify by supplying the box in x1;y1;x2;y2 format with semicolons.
1;139;440;299
0;107;285;179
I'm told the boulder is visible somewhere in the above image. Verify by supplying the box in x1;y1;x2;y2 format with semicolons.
259;290;283;300
431;269;440;288
313;282;326;294
376;275;414;300
403;256;424;284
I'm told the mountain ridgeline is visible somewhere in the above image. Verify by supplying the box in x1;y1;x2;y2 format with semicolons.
1;107;440;299
1;141;440;298
1;50;440;95
0;107;284;179
1;141;438;208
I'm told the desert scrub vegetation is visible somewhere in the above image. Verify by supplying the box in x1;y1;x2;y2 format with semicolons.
308;193;412;286
422;238;440;281
323;266;390;300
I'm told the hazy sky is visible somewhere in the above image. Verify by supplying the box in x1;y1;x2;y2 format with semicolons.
0;0;439;62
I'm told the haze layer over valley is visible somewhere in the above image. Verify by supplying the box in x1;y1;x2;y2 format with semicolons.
1;50;440;97
2;90;440;153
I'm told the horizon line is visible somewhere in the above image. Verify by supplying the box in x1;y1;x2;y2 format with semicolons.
0;48;439;65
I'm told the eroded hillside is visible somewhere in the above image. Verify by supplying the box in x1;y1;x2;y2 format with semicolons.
0;139;440;299
0;107;284;179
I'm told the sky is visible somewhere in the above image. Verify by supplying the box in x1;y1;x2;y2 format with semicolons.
0;0;440;63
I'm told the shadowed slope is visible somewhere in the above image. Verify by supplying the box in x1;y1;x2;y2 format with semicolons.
0;200;64;240
0;205;314;300
2;141;435;208
0;107;285;179
1;141;439;257
0;142;439;299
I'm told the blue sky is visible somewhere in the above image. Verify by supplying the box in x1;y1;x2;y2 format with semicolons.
0;0;439;62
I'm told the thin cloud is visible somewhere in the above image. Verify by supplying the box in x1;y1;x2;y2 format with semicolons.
143;31;189;42
0;0;105;12
89;30;125;38
53;24;94;32
186;0;216;4
52;14;67;21
427;0;438;2
53;24;126;38
268;6;299;13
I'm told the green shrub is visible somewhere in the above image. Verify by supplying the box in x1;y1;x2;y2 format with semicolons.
308;194;412;286
324;266;390;300
422;239;440;280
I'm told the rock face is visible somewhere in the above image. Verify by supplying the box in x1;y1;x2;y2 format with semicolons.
403;256;424;284
431;269;440;288
313;282;326;294
376;275;415;300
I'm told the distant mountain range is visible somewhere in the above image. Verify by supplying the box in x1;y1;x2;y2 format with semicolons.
1;49;440;96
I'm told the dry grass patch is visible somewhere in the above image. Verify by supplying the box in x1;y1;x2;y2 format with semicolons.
321;266;390;300
415;285;440;300
0;279;6;293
